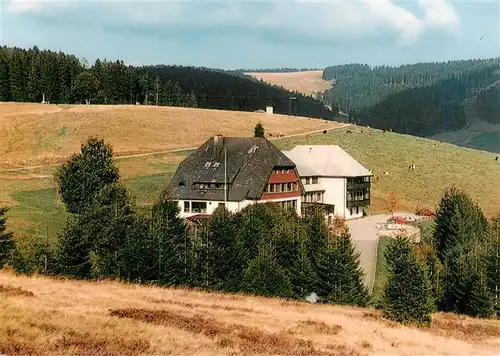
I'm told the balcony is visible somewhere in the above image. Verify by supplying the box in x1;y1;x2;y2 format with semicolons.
346;181;371;190
347;199;371;208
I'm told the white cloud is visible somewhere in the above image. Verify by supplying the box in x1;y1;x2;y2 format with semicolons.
6;0;461;44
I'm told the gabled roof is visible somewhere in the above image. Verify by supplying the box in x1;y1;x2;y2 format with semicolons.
283;145;372;178
168;136;296;202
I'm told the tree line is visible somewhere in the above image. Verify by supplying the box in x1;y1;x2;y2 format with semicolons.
0;46;335;119
322;59;500;137
1;136;498;324
474;82;500;124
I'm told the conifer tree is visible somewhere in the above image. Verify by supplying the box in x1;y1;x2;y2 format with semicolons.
444;246;494;317
0;207;14;268
242;246;292;298
0;57;12;101
433;186;487;261
303;206;329;272
54;216;93;278
206;206;247;292
313;220;368;307
485;214;500;315
383;235;434;325
415;244;444;311
270;208;317;299
149;193;190;286
238;203;275;259
254;122;265;138
433;187;491;315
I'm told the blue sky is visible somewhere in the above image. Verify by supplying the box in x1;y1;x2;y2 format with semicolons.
1;0;499;69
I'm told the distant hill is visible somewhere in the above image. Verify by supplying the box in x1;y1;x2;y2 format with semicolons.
0;46;335;120
473;81;500;124
245;70;332;97
322;59;500;143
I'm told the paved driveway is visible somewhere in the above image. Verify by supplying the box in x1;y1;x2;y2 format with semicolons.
346;211;422;293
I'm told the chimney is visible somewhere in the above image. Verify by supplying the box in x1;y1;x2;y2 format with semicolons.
213;134;223;157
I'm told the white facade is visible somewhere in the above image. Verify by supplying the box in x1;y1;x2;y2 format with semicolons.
266;106;274;114
177;196;301;219
284;145;372;220
301;176;364;220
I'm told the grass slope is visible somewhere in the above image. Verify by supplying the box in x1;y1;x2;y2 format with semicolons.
0;102;340;169
2;124;499;243
246;71;333;96
1;271;499;356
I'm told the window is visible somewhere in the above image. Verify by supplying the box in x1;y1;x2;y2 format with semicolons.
248;145;258;154
292;182;297;191
184;201;190;213
287;183;292;191
312;177;318;184
270;184;275;193
316;193;322;202
192;202;207;213
281;169;286;174
281;183;286;192
213;162;220;168
280;200;296;210
204;162;211;168
306;177;311;185
178;181;185;187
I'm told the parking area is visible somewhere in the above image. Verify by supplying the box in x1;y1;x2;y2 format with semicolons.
346;211;424;293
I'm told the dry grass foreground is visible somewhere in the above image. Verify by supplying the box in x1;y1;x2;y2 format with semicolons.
246;71;333;96
0;102;340;170
1;270;500;356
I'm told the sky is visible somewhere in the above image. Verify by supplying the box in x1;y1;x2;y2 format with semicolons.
0;0;499;69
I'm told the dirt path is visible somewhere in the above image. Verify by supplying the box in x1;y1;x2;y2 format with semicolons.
0;124;350;173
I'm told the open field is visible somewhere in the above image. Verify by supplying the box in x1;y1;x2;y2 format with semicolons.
0;102;341;170
246;71;333;96
2;124;499;243
1;270;499;356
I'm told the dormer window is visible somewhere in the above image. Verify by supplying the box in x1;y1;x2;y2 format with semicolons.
204;162;211;168
248;145;258;154
213;162;220;168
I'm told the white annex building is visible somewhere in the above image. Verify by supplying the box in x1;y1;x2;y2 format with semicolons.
283;145;373;220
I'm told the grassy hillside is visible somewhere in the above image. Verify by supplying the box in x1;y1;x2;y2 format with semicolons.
0;102;341;169
2;118;499;245
1;271;499;356
245;71;332;96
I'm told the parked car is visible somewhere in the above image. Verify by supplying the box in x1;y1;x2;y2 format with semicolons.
415;205;436;217
387;216;409;224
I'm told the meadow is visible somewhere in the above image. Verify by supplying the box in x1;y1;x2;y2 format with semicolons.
2;121;499;243
1;270;499;356
245;70;333;96
0;102;340;170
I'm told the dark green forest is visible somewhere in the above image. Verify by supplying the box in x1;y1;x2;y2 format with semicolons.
0;46;335;119
322;59;500;136
474;82;500;124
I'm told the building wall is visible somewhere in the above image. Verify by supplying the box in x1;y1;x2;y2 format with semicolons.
177;196;301;218
301;176;364;220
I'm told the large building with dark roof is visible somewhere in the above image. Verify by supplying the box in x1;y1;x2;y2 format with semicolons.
168;135;303;218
